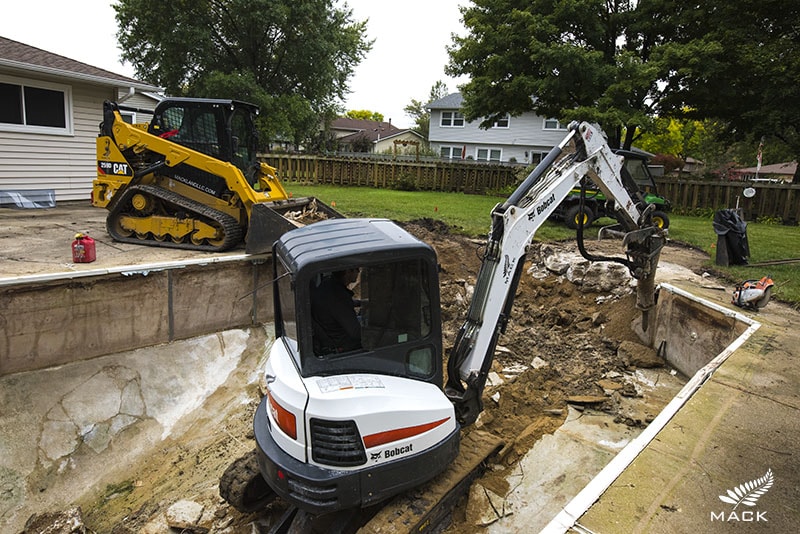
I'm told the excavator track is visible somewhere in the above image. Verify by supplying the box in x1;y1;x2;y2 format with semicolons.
106;184;243;252
357;430;504;533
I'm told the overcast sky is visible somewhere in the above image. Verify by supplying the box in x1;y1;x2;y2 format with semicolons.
0;0;469;129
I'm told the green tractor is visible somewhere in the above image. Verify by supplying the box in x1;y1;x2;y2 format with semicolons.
551;149;671;230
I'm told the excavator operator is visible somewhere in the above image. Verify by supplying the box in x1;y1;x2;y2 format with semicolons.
311;268;362;355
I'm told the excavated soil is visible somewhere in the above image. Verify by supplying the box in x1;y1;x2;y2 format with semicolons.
71;220;709;533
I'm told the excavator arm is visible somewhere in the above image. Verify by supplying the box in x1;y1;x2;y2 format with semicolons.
445;122;666;425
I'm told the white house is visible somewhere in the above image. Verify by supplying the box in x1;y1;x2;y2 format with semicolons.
426;92;570;164
0;36;161;206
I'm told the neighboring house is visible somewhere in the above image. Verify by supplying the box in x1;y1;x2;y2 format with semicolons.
0;36;162;205
330;117;425;155
426;92;570;164
728;161;798;183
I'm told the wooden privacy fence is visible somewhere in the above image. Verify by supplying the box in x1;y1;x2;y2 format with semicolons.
260;154;519;195
260;154;800;224
657;178;800;224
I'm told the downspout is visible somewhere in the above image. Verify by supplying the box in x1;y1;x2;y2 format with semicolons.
118;86;135;103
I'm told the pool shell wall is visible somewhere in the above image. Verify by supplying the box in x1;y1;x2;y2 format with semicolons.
0;256;274;376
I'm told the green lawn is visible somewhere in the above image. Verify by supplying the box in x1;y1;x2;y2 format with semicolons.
286;184;800;306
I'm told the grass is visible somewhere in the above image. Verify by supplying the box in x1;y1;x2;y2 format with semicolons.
286;184;800;306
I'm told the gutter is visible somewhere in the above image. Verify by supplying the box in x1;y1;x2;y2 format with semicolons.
0;58;162;92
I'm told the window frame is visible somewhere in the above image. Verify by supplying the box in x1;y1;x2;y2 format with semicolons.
439;145;463;159
0;75;73;135
476;147;502;162
440;110;465;128
492;114;510;128
543;118;567;131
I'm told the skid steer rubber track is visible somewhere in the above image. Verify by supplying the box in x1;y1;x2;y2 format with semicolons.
357;430;504;534
106;184;243;252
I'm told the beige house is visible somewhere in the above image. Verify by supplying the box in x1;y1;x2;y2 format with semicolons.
331;117;425;155
0;36;161;206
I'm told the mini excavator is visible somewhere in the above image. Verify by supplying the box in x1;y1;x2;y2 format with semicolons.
220;121;667;532
92;98;341;253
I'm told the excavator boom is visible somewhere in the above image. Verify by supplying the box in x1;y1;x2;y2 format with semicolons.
446;121;666;425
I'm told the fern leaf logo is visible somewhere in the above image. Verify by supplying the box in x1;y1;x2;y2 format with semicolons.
718;469;774;510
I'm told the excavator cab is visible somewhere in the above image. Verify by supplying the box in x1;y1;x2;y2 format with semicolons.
273;218;444;383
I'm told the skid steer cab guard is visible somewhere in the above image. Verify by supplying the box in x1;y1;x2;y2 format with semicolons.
255;218;460;513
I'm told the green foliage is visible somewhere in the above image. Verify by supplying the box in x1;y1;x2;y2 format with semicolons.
391;172;420;192
446;0;662;149
655;0;800;159
349;135;372;153
114;0;372;148
446;0;800;164
346;110;385;122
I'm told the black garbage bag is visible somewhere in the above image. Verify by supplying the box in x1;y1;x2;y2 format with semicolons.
713;209;750;266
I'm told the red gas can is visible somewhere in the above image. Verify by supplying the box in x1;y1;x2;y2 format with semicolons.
72;233;96;263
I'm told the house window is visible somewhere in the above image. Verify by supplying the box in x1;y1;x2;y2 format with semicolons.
543;118;567;130
0;77;71;134
476;148;501;162
440;146;463;159
493;114;510;128
530;151;550;165
441;111;464;127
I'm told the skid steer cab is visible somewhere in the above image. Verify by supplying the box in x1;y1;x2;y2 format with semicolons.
255;218;460;513
92;98;341;253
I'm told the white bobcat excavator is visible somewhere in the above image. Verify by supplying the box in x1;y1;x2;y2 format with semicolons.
219;122;667;532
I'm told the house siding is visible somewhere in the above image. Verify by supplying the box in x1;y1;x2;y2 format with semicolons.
428;98;570;163
0;81;114;202
116;91;159;123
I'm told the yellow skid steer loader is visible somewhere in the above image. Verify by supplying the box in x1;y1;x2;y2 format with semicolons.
92;98;341;254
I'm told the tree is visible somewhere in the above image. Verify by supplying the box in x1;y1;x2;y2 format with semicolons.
653;0;800;181
446;0;800;173
346;110;385;122
115;0;372;148
404;81;449;138
446;0;666;149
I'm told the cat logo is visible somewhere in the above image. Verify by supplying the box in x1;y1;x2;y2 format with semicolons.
98;161;132;177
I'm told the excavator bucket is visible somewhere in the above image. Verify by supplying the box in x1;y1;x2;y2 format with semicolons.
245;197;345;254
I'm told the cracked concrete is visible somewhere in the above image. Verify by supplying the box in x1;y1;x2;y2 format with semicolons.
0;326;271;533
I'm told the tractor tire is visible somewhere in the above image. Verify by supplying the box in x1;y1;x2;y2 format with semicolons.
651;210;670;229
564;204;594;230
219;449;277;513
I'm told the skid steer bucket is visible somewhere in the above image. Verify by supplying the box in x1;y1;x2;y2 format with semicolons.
245;197;345;254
